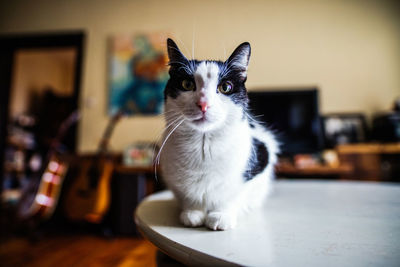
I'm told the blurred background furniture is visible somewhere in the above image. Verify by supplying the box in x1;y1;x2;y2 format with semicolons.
337;143;400;182
276;161;353;179
110;164;157;235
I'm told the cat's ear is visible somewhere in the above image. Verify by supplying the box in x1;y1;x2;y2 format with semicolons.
225;42;251;77
167;38;188;65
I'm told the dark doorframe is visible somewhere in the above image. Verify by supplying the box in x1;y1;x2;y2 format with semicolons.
0;31;85;192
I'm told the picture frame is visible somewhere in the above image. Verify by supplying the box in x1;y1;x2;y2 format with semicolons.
108;33;169;116
322;113;368;148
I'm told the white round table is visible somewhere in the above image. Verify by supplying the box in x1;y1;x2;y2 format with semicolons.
135;180;400;267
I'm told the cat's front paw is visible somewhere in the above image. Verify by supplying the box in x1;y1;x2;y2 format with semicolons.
205;211;237;231
180;210;205;227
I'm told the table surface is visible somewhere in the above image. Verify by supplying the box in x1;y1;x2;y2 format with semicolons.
135;180;400;267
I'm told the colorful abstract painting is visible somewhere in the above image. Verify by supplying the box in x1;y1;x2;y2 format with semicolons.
109;33;169;115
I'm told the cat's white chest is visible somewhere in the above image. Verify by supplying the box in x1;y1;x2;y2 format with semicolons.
160;121;252;204
194;129;250;174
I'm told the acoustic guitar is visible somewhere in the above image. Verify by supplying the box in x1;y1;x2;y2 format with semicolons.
64;111;123;224
17;111;80;221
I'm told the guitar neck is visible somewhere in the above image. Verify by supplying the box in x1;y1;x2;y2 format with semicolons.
95;110;124;158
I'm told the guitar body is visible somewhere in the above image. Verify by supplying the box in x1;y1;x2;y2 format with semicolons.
64;156;114;224
18;155;69;221
64;110;123;224
16;111;79;223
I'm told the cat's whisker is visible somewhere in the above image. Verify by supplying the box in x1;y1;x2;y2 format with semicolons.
152;113;184;154
159;110;180;117
154;118;185;180
152;113;184;167
220;64;234;78
168;60;194;75
192;22;196;60
252;114;264;118
156;118;185;165
164;115;185;130
154;114;183;138
180;66;194;75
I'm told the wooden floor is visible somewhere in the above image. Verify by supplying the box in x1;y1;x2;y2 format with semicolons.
0;234;157;267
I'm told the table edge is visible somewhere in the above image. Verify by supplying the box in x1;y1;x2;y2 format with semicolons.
134;205;240;267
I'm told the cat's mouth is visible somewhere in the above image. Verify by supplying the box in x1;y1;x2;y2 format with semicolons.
188;112;223;131
192;116;207;123
191;114;208;124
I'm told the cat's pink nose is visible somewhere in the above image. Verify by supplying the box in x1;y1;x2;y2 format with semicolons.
197;100;209;113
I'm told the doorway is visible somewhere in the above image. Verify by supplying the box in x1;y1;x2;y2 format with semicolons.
0;31;85;195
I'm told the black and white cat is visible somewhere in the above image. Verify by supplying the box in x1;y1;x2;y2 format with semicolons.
159;39;279;230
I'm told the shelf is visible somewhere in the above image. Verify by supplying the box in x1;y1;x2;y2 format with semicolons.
337;143;400;154
276;162;353;176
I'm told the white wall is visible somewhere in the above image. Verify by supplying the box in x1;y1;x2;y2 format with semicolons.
1;0;399;152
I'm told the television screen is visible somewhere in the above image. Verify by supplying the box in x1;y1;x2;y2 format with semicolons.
247;89;323;155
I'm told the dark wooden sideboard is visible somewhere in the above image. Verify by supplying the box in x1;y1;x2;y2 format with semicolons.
276;143;400;181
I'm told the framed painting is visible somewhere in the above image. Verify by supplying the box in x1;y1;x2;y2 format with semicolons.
322;113;368;148
109;33;169;115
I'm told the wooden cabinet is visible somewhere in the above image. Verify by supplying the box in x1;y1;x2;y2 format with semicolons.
337;143;400;182
276;162;353;179
276;143;400;182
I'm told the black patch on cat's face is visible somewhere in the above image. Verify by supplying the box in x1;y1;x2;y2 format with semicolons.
164;38;251;110
165;38;200;100
217;63;249;109
164;60;199;100
243;138;269;181
218;41;251;108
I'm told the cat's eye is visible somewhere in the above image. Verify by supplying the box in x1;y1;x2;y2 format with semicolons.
182;79;195;91
218;81;233;94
